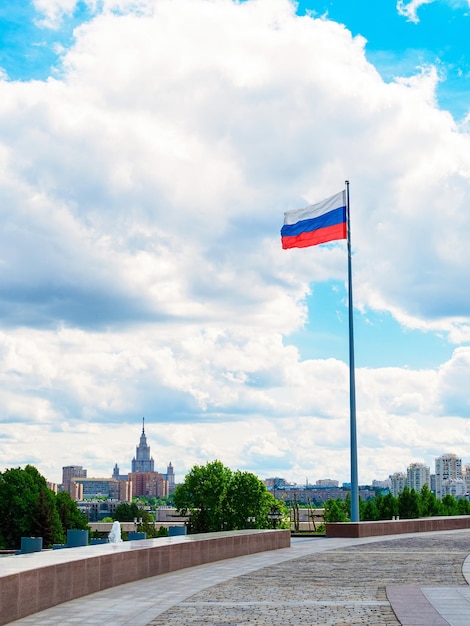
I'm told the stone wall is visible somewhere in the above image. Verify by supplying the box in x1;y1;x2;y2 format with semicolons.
0;529;290;625
326;515;470;538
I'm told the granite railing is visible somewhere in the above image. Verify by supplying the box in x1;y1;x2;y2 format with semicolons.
0;529;290;625
326;515;470;538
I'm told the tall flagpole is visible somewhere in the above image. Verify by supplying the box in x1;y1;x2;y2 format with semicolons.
346;180;359;522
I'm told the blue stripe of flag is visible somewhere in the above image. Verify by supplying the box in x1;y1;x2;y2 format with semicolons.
281;206;346;238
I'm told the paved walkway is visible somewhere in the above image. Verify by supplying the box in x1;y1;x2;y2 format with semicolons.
7;529;470;625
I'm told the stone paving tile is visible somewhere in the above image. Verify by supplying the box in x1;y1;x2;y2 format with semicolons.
148;533;470;626
421;586;470;626
386;586;450;626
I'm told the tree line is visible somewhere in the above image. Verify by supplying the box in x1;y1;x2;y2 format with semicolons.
324;485;470;522
5;464;468;547
0;461;284;547
0;465;88;549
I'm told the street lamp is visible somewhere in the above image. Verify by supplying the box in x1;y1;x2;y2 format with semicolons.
267;507;282;529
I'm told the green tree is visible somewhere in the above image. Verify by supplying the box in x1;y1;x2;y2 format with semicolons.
371;492;383;517
340;494;351;521
138;509;159;538
225;470;280;530
457;498;470;514
0;467;38;548
134;495;174;508
0;465;65;549
114;501;141;522
377;492;398;520
174;460;232;532
418;485;442;517
323;498;348;522
56;491;89;531
361;497;379;521
441;494;459;516
25;465;64;547
32;488;65;547
174;460;282;533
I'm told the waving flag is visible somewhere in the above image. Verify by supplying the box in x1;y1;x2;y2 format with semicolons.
281;190;346;249
281;182;359;523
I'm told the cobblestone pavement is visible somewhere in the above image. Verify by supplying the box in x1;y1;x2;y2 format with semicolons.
148;533;470;626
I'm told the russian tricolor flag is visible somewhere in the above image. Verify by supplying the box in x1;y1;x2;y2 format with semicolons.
281;190;347;249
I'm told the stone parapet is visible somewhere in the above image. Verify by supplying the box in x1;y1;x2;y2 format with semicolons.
326;515;470;538
0;529;290;625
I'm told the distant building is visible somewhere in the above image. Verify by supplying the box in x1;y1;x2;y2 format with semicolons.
165;462;176;493
61;465;87;497
316;479;339;487
77;499;122;522
435;454;462;499
265;483;374;504
128;471;168;498
155;506;189;524
264;477;290;491
67;481;83;500
131;418;155;473
72;477;132;502
123;420;173;497
464;463;470;494
389;472;406;497
62;465;87;484
440;478;466;499
112;463;129;481
59;422;175;504
372;479;390;490
406;462;430;492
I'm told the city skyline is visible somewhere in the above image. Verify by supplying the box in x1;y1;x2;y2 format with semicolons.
0;0;469;486
55;441;470;492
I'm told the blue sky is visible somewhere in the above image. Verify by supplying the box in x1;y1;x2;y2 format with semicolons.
0;1;84;79
288;282;452;368
0;0;469;486
303;0;470;120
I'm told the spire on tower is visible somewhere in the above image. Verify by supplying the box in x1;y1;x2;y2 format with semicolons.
132;418;154;472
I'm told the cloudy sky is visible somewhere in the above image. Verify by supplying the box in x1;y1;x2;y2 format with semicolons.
0;0;469;487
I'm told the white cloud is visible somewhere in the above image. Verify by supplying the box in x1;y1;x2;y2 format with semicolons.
396;0;436;23
396;0;470;24
1;0;470;485
33;0;83;28
1;324;469;485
